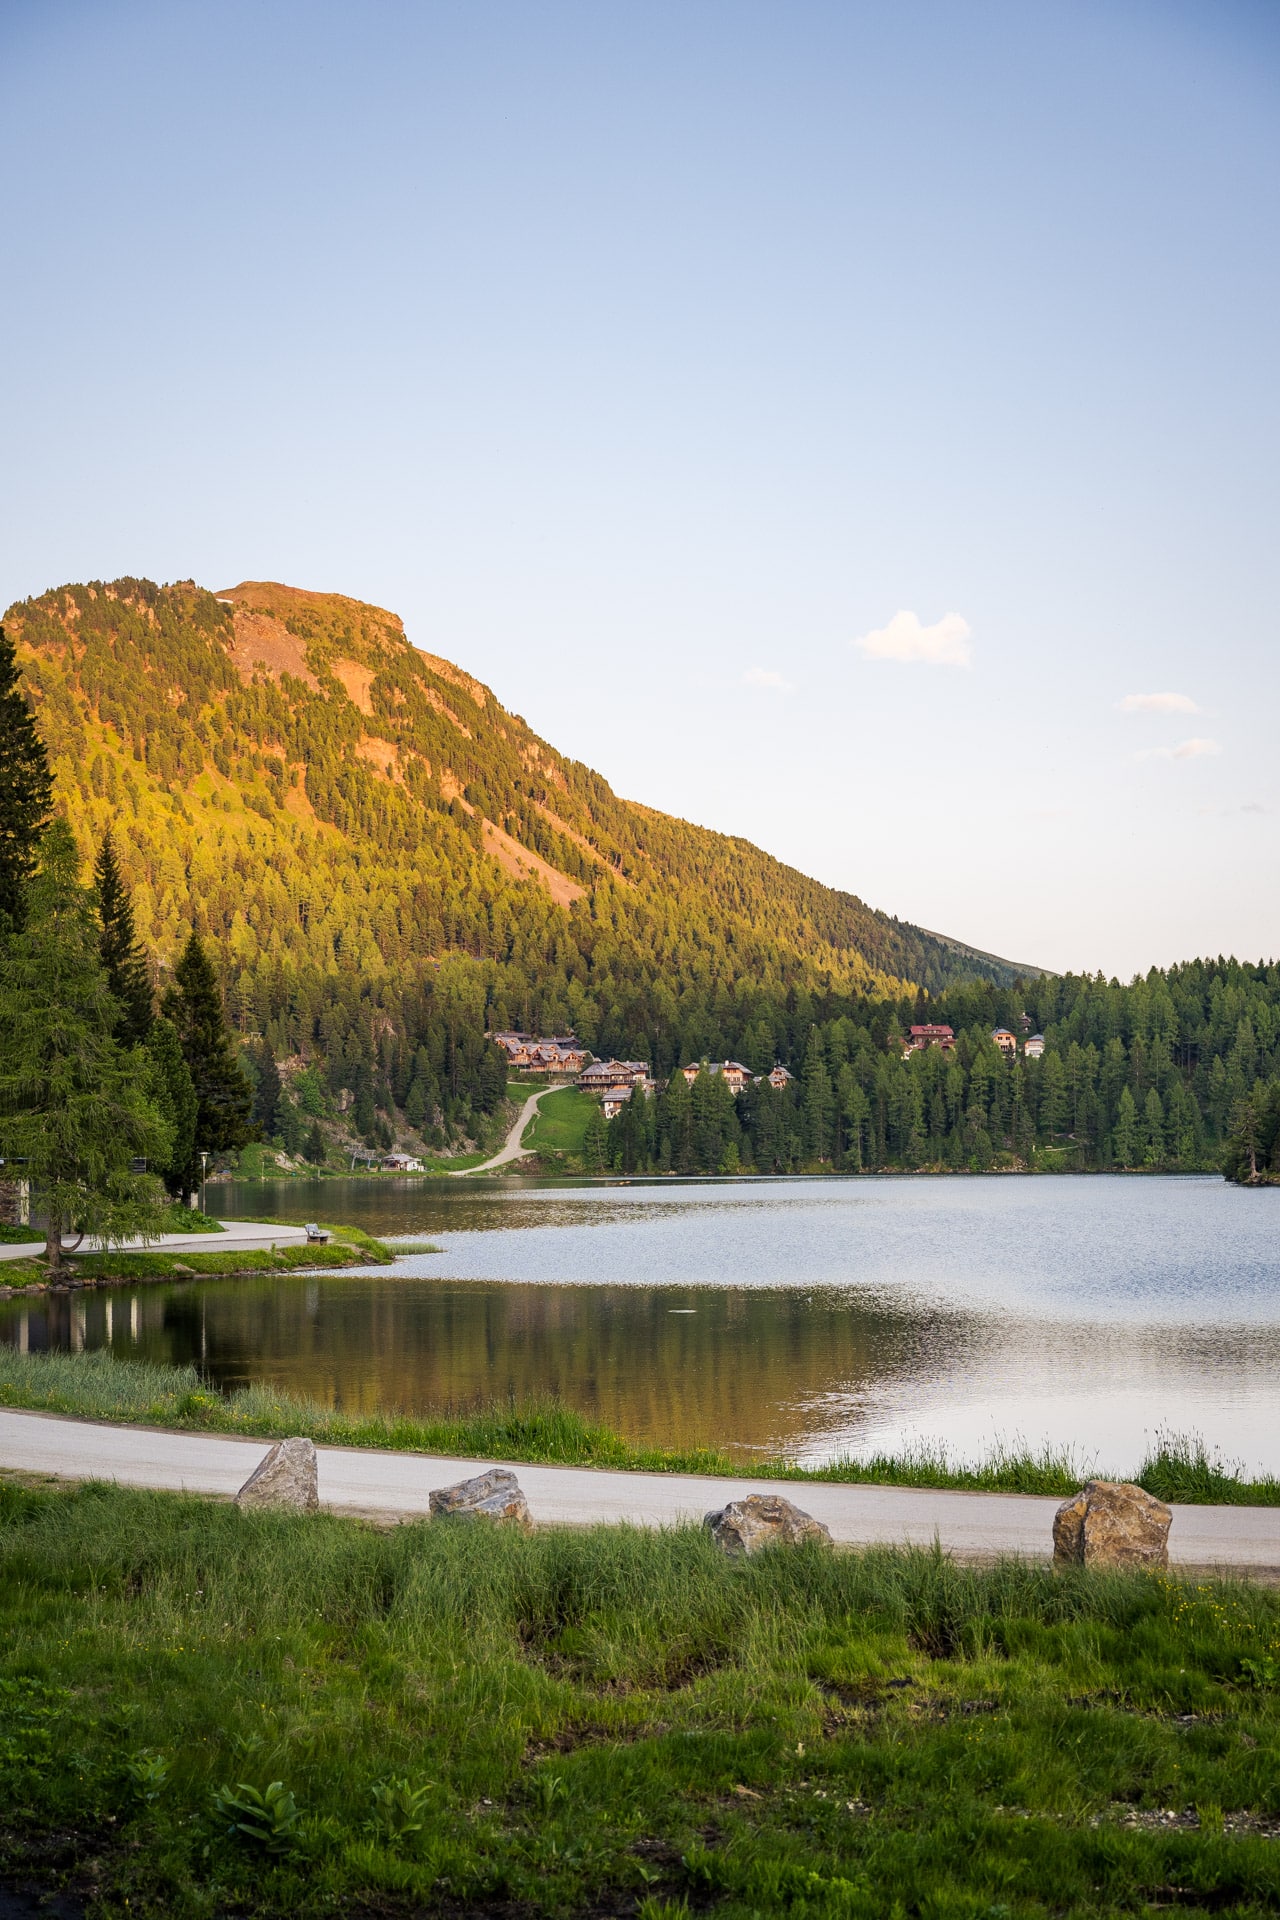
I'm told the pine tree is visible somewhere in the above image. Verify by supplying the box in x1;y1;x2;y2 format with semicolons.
0;626;53;930
145;1016;198;1200
0;820;171;1270
161;934;254;1181
95;830;153;1046
1112;1085;1138;1168
254;1043;282;1138
304;1120;328;1165
582;1107;607;1174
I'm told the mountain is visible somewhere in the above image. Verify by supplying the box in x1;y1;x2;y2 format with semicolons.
5;576;1034;1073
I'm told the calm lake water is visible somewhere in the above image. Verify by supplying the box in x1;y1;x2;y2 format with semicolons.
4;1175;1278;1474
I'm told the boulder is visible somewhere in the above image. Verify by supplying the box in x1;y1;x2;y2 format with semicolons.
235;1436;319;1512
1053;1480;1171;1570
429;1467;531;1528
704;1493;833;1556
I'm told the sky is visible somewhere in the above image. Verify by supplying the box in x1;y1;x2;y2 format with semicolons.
2;0;1277;979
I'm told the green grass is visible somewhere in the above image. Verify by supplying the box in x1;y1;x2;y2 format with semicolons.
523;1083;596;1155
0;1224;393;1287
0;1221;42;1244
1;1351;1278;1506
2;1479;1280;1918
156;1203;226;1234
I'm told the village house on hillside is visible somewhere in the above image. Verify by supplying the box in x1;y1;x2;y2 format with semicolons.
579;1059;652;1096
903;1023;955;1058
1024;1033;1046;1059
991;1028;1018;1058
490;1031;589;1074
679;1060;754;1094
767;1063;793;1090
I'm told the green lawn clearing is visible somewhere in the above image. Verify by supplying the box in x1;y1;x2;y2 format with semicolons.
523;1084;597;1156
1;1479;1279;1918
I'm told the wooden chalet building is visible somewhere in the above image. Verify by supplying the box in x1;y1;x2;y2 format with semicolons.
903;1023;955;1058
679;1060;754;1095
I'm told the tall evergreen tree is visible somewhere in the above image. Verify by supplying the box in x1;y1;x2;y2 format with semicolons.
161;934;254;1185
0;820;171;1270
145;1016;198;1201
253;1043;282;1139
0;626;53;930
95;830;153;1046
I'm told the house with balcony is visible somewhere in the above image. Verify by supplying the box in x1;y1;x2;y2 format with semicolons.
903;1023;955;1058
991;1028;1018;1059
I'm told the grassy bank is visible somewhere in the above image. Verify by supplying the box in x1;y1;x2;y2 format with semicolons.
1;1349;1277;1505
2;1478;1280;1918
0;1224;394;1291
523;1084;597;1157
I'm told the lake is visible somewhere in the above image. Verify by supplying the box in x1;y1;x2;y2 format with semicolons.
4;1174;1278;1474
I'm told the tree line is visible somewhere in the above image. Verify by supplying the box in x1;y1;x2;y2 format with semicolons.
602;972;1280;1178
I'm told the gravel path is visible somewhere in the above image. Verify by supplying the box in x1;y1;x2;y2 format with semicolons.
1;1408;1276;1572
450;1085;555;1174
0;1219;311;1265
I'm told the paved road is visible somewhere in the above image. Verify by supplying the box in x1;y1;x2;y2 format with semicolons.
450;1085;555;1175
1;1408;1276;1571
0;1220;312;1265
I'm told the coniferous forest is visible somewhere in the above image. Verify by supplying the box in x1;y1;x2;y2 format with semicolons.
3;574;1278;1181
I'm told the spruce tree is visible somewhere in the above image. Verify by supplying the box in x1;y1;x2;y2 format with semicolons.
161;934;254;1177
304;1120;327;1166
0;625;54;930
145;1016;198;1200
253;1043;282;1139
95;830;153;1046
0;819;171;1270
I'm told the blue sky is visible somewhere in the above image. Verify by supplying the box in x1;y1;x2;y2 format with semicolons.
2;0;1277;976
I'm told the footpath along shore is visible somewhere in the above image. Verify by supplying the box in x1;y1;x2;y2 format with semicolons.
1;1407;1277;1574
0;1219;313;1264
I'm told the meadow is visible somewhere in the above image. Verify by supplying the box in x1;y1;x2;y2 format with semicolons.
1;1477;1279;1918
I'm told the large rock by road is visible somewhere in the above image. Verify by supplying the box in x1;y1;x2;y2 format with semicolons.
704;1492;832;1556
1053;1479;1171;1570
429;1467;531;1527
235;1437;319;1512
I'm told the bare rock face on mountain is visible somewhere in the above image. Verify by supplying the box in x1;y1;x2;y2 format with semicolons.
704;1493;833;1556
235;1437;319;1512
429;1468;532;1528
1053;1480;1171;1570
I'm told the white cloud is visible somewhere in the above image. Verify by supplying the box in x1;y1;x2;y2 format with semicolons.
1142;737;1221;761
743;666;790;690
854;610;972;667
1118;691;1200;714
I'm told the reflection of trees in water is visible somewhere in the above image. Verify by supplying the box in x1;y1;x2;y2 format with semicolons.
0;1275;971;1452
6;1262;1279;1459
202;1177;858;1239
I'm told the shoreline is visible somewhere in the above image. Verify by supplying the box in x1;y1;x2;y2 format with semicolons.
1;1350;1277;1509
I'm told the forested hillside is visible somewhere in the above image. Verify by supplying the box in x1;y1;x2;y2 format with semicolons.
7;576;1023;1079
5;575;1277;1178
605;962;1280;1176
